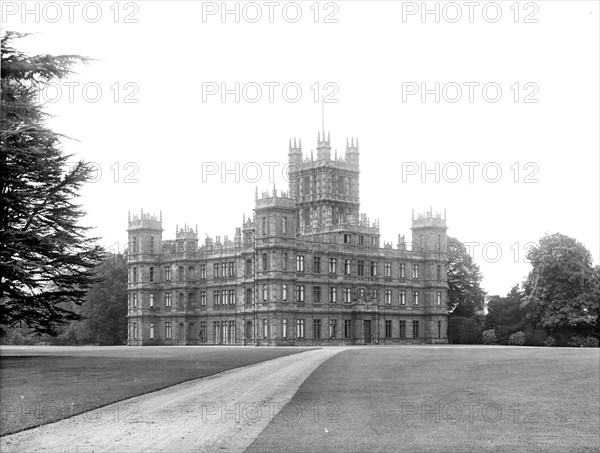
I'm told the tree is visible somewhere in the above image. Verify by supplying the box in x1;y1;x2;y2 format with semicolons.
446;237;486;317
77;254;128;345
0;32;103;336
485;285;524;330
521;233;599;337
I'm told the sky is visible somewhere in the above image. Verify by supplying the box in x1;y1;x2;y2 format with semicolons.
3;1;599;296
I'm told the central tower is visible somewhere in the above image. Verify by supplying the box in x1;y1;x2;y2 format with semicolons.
288;131;360;228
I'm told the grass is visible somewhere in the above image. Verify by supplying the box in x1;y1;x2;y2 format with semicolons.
0;345;314;436
247;346;600;453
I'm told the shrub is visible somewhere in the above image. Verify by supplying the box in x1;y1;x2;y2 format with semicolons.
524;326;547;346
508;331;526;346
583;336;599;348
448;317;482;344
569;335;587;347
482;329;497;345
544;336;556;347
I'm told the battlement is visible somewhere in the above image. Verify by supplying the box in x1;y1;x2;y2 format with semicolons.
411;208;447;229
254;184;295;209
176;223;198;240
127;209;162;231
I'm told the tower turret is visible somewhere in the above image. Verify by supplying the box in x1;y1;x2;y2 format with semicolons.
411;207;447;253
346;137;359;166
316;131;331;160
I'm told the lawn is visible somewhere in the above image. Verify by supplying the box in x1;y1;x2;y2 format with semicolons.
0;345;314;436
247;346;600;453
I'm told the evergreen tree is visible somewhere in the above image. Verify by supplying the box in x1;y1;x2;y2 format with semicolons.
0;32;103;336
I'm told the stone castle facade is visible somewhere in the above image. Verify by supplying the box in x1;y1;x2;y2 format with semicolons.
127;132;448;345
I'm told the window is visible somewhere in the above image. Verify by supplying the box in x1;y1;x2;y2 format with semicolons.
329;287;337;303
228;262;235;277
437;264;441;280
371;237;377;246
384;262;391;277
245;288;253;304
165;267;171;281
214;263;220;279
357;260;365;276
200;264;206;279
221;263;227;277
229;321;235;342
329;319;337;339
149;267;154;282
178;266;184;281
413;264;419;279
313;319;321;339
149;293;154;308
313;256;321;274
385;289;392;305
283;253;288;270
296;319;305;338
165;293;171;307
313;286;321;304
262;217;267;236
200;322;206;341
262;253;268;271
133;293;138;308
282;284;288;301
400;263;405;278
399;320;406;338
221;289;228;305
296;285;305;302
359;235;364;245
282;319;288;338
344;259;352;275
385;320;392;339
229;289;235;305
414;291;419;305
263;319;268;338
214;290;220;306
370;261;377;277
132;267;137;283
149;323;154;340
200;291;207;306
437;291;442;305
283;216;288;235
245;259;252;275
344;288;352;304
344;233;351;244
165;322;172;339
132;237;137;253
296;255;305;272
438;320;442;338
149;236;154;253
262;284;268;302
344;319;352;338
329;258;337;274
413;321;419;338
214;321;220;343
399;290;406;305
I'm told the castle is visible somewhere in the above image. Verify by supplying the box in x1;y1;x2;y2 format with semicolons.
127;131;448;345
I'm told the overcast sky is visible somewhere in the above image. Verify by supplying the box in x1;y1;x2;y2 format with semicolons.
3;1;599;296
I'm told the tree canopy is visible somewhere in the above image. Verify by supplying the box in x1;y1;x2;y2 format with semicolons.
521;233;599;336
446;236;486;317
0;32;103;336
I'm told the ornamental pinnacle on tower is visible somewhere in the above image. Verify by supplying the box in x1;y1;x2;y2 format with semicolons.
346;137;359;166
317;130;331;160
288;137;302;165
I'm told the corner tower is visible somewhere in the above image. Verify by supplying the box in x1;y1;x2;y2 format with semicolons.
127;210;163;346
